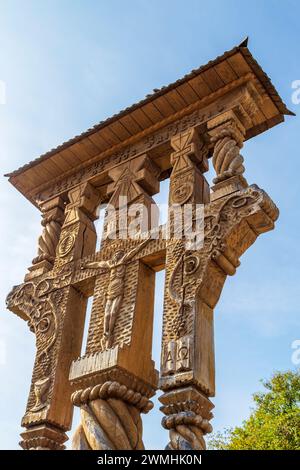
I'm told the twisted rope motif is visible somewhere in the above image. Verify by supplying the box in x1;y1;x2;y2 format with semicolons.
162;411;212;450
33;215;63;264
72;381;153;450
211;128;245;184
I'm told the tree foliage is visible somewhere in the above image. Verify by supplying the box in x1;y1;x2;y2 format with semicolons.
208;369;300;450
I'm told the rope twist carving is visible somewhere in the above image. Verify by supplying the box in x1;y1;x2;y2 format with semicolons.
162;411;212;450
72;381;153;450
211;127;245;184
32;215;63;265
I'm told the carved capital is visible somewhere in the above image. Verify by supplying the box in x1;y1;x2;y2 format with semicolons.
107;154;160;204
64;182;101;226
54;182;101;269
20;424;68;451
169;128;210;208
170;127;208;175
159;387;213;450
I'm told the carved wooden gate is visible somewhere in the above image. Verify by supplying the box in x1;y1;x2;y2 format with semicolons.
5;41;292;450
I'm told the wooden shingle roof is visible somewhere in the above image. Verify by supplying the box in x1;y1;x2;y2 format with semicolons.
6;40;293;205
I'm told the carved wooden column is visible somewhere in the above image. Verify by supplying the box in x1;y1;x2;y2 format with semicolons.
6;182;101;450
208;110;248;201
159;123;279;450
160;127;213;450
26;196;65;280
70;155;160;450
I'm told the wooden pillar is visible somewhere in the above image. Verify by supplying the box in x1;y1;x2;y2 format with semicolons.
6;182;101;450
70;156;160;450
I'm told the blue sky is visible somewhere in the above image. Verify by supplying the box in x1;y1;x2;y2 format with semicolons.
0;0;300;450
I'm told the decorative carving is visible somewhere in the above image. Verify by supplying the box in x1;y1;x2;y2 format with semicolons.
31;377;51;412
73;401;144;450
160;387;213;450
5;46;286;452
184;254;200;275
33;214;63;264
33;76;253;204
160;182;279;448
208;111;246;184
162;336;193;376
71;381;153;412
57;232;76;257
72;381;153;450
30;197;65;277
171;180;194;205
81;237;151;348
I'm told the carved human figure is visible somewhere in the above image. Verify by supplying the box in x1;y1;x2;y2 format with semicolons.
81;237;150;348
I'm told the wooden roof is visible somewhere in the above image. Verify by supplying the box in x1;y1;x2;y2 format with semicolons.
6;41;293;205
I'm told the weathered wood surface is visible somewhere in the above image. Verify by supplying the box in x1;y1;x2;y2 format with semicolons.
5;43;287;450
